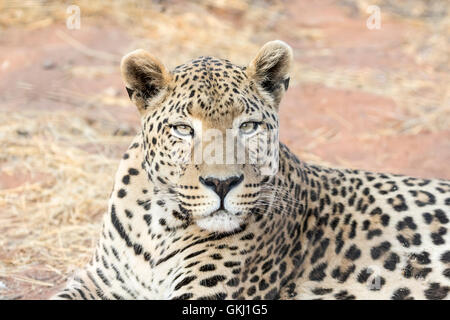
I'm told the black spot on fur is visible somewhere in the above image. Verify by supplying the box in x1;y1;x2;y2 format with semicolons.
383;252;400;271
371;241;391;259
391;288;412;300
172;293;193;300
309;263;327;281
311;287;333;295
117;189;127;198
441;251;450;263
334;290;355;300
345;245;361;261
200;275;227;287
424;283;449;300
174;276;197;291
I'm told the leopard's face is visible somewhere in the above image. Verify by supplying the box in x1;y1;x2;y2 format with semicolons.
121;41;292;232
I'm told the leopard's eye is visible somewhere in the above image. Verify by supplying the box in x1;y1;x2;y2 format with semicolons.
239;121;261;135
171;124;194;138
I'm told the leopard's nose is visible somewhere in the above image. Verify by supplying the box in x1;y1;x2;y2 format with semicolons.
199;175;244;202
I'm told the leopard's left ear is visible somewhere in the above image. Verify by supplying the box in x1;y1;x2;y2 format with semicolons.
247;40;293;107
121;49;172;113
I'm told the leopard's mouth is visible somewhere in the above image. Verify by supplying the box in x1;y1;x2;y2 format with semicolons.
209;209;241;217
195;209;244;232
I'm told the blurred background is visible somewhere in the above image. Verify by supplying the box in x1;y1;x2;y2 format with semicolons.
0;0;448;299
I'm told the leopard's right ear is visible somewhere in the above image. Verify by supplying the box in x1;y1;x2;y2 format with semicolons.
120;49;171;113
247;40;293;108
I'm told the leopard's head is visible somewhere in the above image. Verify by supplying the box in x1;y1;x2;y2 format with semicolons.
121;41;293;232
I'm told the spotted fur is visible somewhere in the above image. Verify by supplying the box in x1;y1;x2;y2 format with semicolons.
53;41;450;300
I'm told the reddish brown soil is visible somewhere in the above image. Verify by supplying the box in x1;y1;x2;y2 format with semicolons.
281;84;450;179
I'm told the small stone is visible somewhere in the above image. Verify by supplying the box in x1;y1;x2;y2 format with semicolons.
42;60;56;70
104;87;119;97
114;124;136;136
16;129;29;137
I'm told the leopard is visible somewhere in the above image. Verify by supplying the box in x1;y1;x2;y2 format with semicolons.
52;41;450;300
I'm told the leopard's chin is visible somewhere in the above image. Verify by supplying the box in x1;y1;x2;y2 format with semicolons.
195;210;244;232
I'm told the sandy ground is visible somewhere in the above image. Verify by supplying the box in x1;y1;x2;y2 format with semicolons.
0;0;449;299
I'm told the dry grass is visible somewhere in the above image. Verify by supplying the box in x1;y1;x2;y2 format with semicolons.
0;110;129;294
0;0;448;298
0;0;284;64
301;0;450;134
